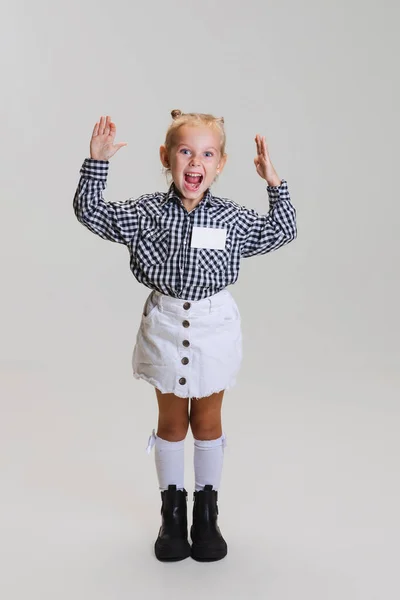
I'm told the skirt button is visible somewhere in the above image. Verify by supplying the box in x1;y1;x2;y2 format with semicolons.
181;357;189;365
179;377;187;385
182;320;190;328
183;302;191;310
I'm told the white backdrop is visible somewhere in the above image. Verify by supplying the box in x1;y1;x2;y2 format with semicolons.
1;0;399;598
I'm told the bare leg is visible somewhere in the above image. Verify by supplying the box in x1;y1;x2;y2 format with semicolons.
189;390;224;440
155;388;190;441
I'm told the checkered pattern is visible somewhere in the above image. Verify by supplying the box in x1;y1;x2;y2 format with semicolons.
73;158;297;301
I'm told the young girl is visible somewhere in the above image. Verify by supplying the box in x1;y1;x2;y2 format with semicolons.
73;110;297;562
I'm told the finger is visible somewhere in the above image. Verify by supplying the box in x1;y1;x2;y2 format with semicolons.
104;115;111;136
92;121;99;136
258;135;263;156
262;136;269;157
260;136;266;158
99;115;105;135
257;134;262;155
109;122;117;140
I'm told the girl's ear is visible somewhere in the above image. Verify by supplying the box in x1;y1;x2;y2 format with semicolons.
217;154;228;174
159;145;169;168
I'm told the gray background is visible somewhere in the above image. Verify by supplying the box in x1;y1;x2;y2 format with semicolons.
1;0;399;598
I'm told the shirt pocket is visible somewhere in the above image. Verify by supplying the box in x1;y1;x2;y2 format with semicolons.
197;247;230;272
136;227;170;267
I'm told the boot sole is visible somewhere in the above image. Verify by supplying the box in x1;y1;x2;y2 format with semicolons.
190;525;227;561
190;541;227;562
155;539;191;562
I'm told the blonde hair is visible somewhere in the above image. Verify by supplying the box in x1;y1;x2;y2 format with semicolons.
164;109;226;157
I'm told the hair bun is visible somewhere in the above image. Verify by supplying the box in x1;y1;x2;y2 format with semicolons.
171;109;183;119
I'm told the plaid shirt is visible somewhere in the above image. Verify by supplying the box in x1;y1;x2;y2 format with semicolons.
73;158;297;301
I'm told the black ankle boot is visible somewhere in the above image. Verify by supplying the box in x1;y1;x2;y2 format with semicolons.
154;485;191;561
190;485;227;561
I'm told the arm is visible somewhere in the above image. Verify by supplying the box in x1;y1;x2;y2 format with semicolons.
238;133;297;256
238;179;297;258
73;115;137;245
73;158;139;245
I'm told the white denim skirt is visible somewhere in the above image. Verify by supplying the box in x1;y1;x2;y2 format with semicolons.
132;288;243;398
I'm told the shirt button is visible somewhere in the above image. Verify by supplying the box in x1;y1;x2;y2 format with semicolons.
179;377;187;385
183;302;191;310
182;320;190;328
182;340;190;347
181;357;189;365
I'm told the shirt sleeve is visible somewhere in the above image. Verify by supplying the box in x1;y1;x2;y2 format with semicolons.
238;179;297;258
73;158;139;245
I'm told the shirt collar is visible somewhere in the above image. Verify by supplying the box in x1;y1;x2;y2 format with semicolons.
162;182;214;209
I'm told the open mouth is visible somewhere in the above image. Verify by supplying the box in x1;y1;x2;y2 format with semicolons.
184;172;203;191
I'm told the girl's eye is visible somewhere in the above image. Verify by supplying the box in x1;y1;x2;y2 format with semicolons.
180;149;191;155
204;152;213;157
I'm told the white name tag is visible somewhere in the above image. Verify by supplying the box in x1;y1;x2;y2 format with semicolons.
191;226;227;249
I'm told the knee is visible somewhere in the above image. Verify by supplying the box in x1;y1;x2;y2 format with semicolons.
190;416;222;441
157;417;189;442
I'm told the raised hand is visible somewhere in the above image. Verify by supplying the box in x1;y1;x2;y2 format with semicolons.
254;134;281;187
90;115;128;161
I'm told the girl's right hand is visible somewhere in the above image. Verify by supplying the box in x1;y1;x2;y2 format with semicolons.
90;115;128;161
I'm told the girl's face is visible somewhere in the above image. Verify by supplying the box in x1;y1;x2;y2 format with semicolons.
160;125;227;203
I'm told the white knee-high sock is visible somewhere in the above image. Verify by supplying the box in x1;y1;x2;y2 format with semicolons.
193;434;226;492
146;429;185;491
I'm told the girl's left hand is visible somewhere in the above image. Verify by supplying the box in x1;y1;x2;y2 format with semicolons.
254;134;281;186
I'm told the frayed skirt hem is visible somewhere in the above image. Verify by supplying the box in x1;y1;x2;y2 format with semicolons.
132;369;238;399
